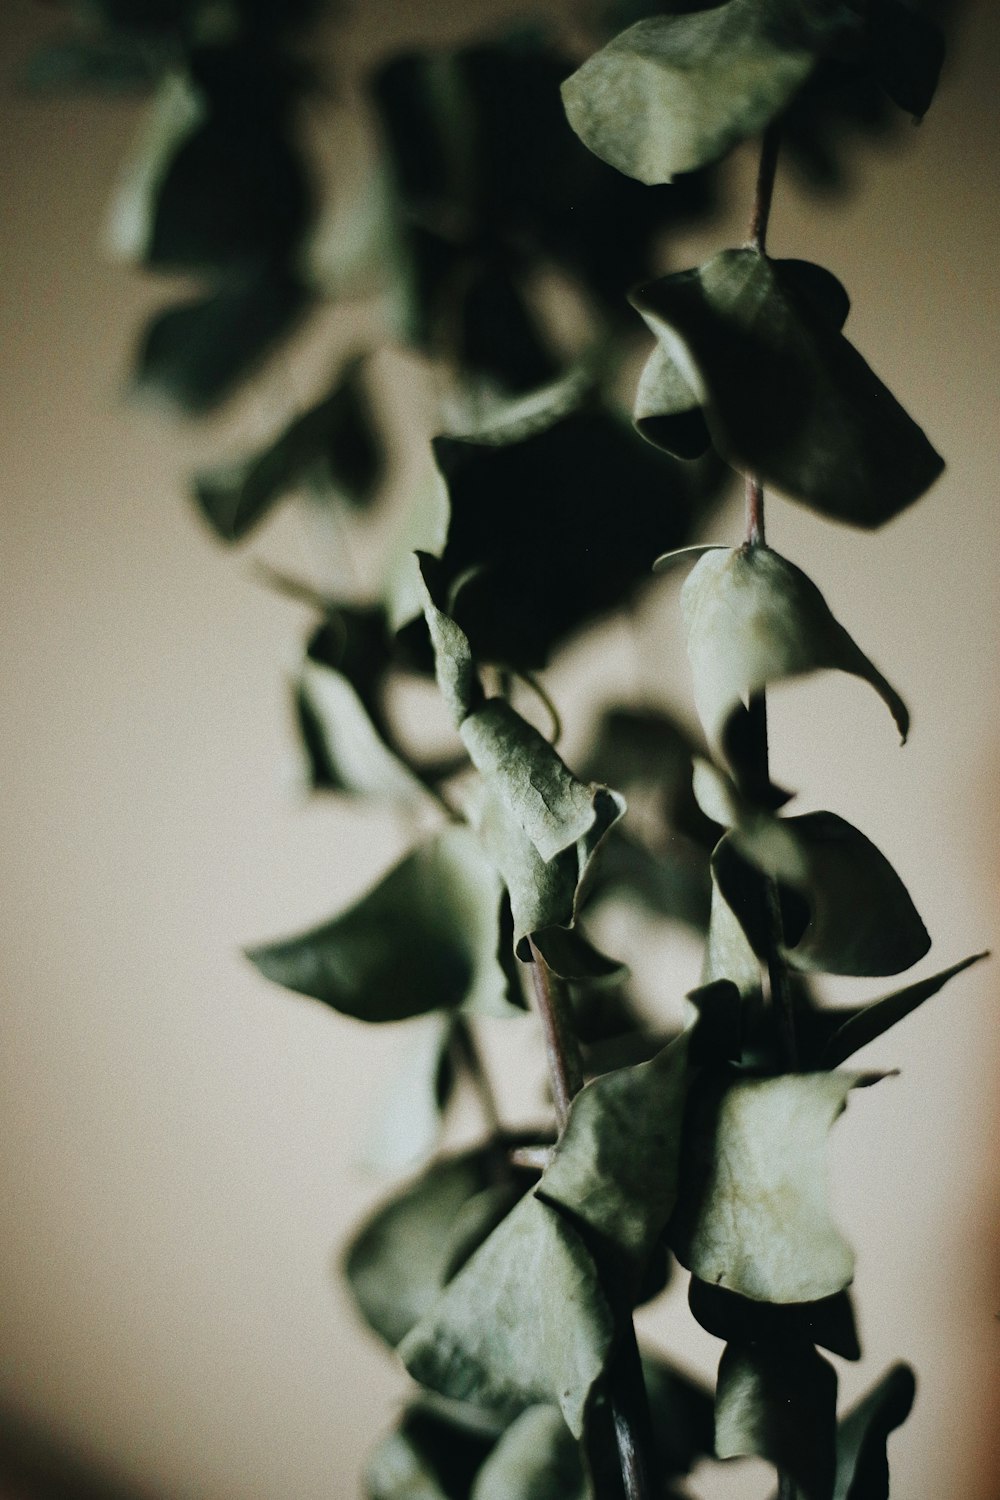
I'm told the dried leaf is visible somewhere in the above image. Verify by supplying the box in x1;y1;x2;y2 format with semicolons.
716;1339;838;1500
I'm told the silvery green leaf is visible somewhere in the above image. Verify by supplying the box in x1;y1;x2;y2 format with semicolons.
633;250;943;525
105;70;205;263
670;1070;876;1302
419;554;486;727
246;827;521;1022
538;1032;690;1273
634;342;709;458
362;1013;456;1173
561;2;816;184
399;1192;616;1437
716;1339;838;1500
702;870;763;1004
682;546;908;766
470;1406;584;1500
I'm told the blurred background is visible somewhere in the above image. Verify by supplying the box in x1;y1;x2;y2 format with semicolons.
1;0;998;1496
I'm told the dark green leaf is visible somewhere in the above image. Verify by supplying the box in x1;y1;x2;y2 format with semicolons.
194;358;383;541
562;1;817;184
538;1033;690;1273
246;828;521;1022
470;1406;584;1500
345;1149;513;1349
833;1363;915;1500
670;1069;874;1302
633;250;943;525
399;1192;616;1437
643;1353;716;1479
815;952;988;1067
869;0;944;120
716;1339;838;1500
19;35;165;92
133;266;308;414
586;828;712;934
364;1400;497;1500
714;811;931;978
689;1277;861;1361
581;705;715;846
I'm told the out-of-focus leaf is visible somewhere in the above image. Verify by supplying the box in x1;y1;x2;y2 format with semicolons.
585;828;712;934
715;1339;838;1500
689;1277;861;1362
133;265;308;413
362;1013;456;1173
643;1353;716;1479
422;412;707;668
869;0;944;120
345;1147;522;1349
20;35;166;92
470;1406;584;1500
561;2;817;184
633;250;943;525
832;1362;915;1500
808;951;988;1068
538;1032;690;1273
399;1193;616;1437
670;1069;875;1302
364;1400;497;1500
106;69;205;261
702;868;763;1003
246;827;522;1022
681;546;908;770
713;811;930;978
194;358;384;541
581;705;714;844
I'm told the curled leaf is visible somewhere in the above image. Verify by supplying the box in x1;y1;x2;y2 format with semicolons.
815;952;988;1068
833;1362;915;1500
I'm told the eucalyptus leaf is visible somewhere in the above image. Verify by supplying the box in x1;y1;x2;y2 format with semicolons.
713;811;931;977
194;358;383;542
689;1277;861;1362
670;1069;875;1302
470;1406;584;1500
345;1148;518;1349
832;1362;915;1500
633;250;943;525
20;35;166;92
399;1192;616;1437
643;1354;715;1479
246;827;521;1022
538;1032;690;1273
365;1401;496;1500
869;0;944;121
716;1339;838;1500
702;869;763;1004
815;951;988;1068
561;2;817;184
362;1013;456;1173
681;546;908;768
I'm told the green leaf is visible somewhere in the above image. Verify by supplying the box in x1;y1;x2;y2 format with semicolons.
632;250;943;525
193;358;383;542
702;867;764;1004
586;828;712;935
561;2;817;184
670;1069;875;1302
869;0;944;121
538;1032;690;1274
682;546;908;768
689;1277;861;1362
345;1147;520;1349
716;1339;838;1500
20;35;166;92
470;1406;584;1500
245;827;521;1022
399;1192;616;1437
832;1363;915;1500
133;266;308;414
362;1013;456;1173
364;1400;497;1500
643;1354;715;1479
815;952;988;1068
713;811;931;977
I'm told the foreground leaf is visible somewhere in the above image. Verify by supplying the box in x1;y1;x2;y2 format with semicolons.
832;1363;915;1500
643;1354;715;1479
345;1148;521;1349
682;545;908;769
538;1033;690;1274
716;1339;838;1500
246;827;520;1021
561;2;816;184
670;1070;874;1302
689;1277;861;1362
365;1400;497;1500
399;1193;616;1437
633;250;943;526
813;952;988;1068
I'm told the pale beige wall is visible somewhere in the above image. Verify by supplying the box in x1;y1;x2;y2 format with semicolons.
1;2;998;1497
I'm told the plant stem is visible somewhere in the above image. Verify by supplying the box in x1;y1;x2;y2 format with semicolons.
748;121;781;254
525;939;655;1500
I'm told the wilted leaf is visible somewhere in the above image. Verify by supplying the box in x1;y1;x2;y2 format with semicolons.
633;250;943;525
246;827;521;1021
716;1339;838;1500
562;2;817;184
670;1069;875;1302
713;811;930;978
133;266;308;413
682;546;908;769
832;1362;915;1500
538;1033;690;1274
470;1406;584;1500
345;1149;513;1349
194;358;384;541
399;1192;616;1437
689;1277;861;1362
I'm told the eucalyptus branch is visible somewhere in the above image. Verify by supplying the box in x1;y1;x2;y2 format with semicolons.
526;937;585;1131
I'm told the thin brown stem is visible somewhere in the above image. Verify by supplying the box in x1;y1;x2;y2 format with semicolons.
748;121;781;254
746;474;766;547
451;1017;504;1139
526;937;584;1130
